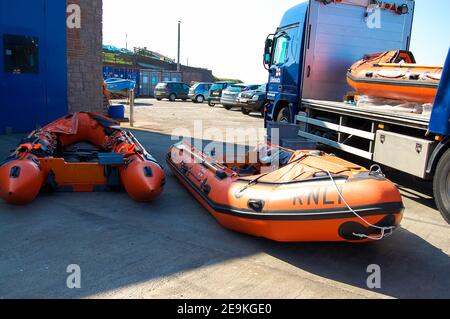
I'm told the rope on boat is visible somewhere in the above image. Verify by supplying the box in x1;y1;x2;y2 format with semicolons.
324;168;396;241
235;150;396;240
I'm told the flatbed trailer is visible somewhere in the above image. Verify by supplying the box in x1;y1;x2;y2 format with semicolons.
296;99;433;177
301;99;429;131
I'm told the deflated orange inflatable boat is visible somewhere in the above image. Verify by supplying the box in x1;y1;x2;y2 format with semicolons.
347;50;442;103
167;142;404;242
0;112;165;204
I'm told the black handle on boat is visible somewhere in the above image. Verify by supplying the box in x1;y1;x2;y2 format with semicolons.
248;199;265;212
124;131;162;168
175;144;230;178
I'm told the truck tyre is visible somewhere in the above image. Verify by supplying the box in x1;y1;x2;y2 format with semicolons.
433;148;450;224
169;94;176;102
276;107;292;123
208;101;215;107
224;105;233;111
242;108;251;115
196;95;205;103
156;98;162;101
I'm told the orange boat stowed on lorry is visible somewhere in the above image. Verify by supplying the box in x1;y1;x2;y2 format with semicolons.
347;50;442;103
0;112;165;205
167;142;404;243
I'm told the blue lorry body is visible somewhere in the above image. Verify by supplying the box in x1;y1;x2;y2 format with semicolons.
429;48;450;135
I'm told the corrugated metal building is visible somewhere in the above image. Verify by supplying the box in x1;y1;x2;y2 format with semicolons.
0;0;68;133
103;46;215;97
0;0;103;134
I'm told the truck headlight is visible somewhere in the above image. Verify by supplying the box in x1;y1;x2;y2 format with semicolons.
252;95;259;101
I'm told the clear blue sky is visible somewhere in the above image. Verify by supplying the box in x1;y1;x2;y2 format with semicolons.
103;0;450;83
410;0;450;65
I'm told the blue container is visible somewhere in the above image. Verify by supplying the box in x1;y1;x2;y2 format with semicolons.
108;105;125;119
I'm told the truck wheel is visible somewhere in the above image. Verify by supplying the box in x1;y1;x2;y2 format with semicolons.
276;107;292;123
433;148;450;224
196;95;205;103
224;105;233;111
208;101;215;107
242;108;251;115
169;94;176;102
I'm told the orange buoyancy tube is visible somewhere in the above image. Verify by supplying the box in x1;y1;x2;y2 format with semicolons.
0;112;165;204
0;153;45;205
109;129;165;202
347;50;442;103
167;142;404;243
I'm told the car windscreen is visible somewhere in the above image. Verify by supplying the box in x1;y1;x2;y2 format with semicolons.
228;85;247;92
247;85;260;91
210;84;223;91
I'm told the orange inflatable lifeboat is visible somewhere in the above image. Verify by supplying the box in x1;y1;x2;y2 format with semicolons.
347;50;442;103
167;142;404;242
0;112;165;205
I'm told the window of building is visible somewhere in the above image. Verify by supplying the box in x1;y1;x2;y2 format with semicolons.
3;34;39;74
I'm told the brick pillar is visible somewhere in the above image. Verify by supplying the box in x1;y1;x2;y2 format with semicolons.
67;0;104;114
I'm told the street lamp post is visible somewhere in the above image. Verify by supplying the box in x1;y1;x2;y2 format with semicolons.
177;21;181;72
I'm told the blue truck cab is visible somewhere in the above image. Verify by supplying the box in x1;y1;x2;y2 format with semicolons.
263;0;450;223
264;2;308;123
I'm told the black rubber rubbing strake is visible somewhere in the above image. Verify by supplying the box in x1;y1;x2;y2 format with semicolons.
167;155;404;221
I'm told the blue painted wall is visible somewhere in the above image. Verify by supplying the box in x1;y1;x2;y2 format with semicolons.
0;0;67;133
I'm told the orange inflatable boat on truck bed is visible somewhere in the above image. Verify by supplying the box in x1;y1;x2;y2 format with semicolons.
347;50;442;103
167;142;404;243
0;112;165;205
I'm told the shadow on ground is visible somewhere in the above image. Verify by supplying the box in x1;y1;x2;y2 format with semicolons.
0;130;448;299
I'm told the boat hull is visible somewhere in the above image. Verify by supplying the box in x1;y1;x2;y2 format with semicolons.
167;143;403;243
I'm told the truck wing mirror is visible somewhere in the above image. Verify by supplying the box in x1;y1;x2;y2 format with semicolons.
264;53;271;65
264;35;275;69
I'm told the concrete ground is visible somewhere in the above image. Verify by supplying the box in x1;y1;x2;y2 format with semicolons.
0;99;449;299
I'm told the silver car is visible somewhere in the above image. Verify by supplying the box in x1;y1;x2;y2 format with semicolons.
188;82;213;104
220;84;259;110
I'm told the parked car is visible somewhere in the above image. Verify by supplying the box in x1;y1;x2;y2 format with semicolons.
239;84;268;116
189;82;213;103
208;82;237;107
221;84;260;110
154;82;190;102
